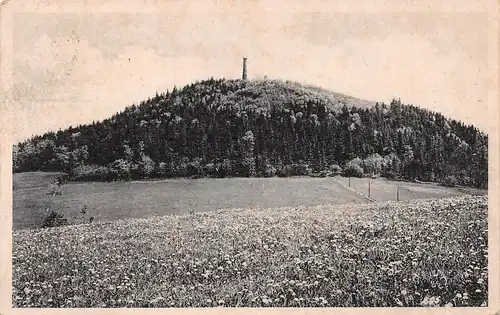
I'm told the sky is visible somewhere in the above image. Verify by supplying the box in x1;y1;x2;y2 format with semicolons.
3;2;492;142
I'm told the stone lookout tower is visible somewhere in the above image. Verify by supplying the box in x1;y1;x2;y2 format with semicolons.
242;57;248;80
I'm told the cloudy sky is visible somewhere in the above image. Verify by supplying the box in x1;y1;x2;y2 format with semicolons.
4;1;492;142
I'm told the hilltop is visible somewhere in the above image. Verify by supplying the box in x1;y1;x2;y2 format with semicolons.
13;78;488;188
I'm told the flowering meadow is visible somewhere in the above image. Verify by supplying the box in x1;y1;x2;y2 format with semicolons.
12;195;487;308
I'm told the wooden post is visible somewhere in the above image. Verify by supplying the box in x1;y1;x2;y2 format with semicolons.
397;185;400;202
368;180;371;198
349;177;351;187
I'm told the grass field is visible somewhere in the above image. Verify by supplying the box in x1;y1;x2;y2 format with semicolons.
13;172;485;230
12;195;488;307
335;177;485;202
13;173;369;230
13;172;66;190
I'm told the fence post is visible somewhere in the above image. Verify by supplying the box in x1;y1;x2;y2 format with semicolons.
397;185;400;202
369;180;371;199
349;177;351;187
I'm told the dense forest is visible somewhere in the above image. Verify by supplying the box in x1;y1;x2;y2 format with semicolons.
13;78;488;188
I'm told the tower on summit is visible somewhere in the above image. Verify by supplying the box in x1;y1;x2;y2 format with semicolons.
242;58;248;80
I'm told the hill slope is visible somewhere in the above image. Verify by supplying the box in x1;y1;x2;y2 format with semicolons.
13;78;488;188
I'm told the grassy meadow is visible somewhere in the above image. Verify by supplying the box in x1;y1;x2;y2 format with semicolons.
12;172;481;230
335;177;486;202
13;195;488;307
13;172;67;190
13;174;370;230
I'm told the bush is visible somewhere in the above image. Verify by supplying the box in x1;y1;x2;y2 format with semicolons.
347;157;363;166
290;163;312;176
157;162;170;177
41;210;68;228
240;157;256;177
187;158;203;177
363;153;384;176
443;175;458;187
171;161;189;177
72;164;118;182
140;155;156;178
383;153;402;174
112;159;132;180
343;163;364;178
203;163;216;177
460;176;474;187
269;163;313;177
57;174;69;184
382;170;399;180
318;170;331;177
277;165;291;177
328;164;343;176
221;159;234;177
129;163;141;180
262;163;277;177
343;158;364;178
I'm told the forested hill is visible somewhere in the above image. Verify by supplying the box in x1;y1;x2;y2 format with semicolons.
13;78;488;188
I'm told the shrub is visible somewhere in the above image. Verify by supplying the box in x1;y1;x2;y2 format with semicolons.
328;164;343;176
343;158;364;178
57;174;69;184
203;163;217;177
41;210;68;228
382;170;399;180
72;164;118;182
277;163;313;177
383;153;402;173
318;170;330;177
140;155;156;178
187;158;203;177
443;175;458;187
347;157;363;167
221;159;234;177
343;163;364;178
291;163;312;176
277;165;291;177
363;153;384;176
241;157;256;177
157;162;170;177
169;157;190;177
460;176;474;187
262;163;277;177
129;163;141;180
113;159;132;180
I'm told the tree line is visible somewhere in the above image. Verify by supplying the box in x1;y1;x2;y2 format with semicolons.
13;78;488;188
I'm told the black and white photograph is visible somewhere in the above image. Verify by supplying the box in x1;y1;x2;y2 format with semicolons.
1;0;498;311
